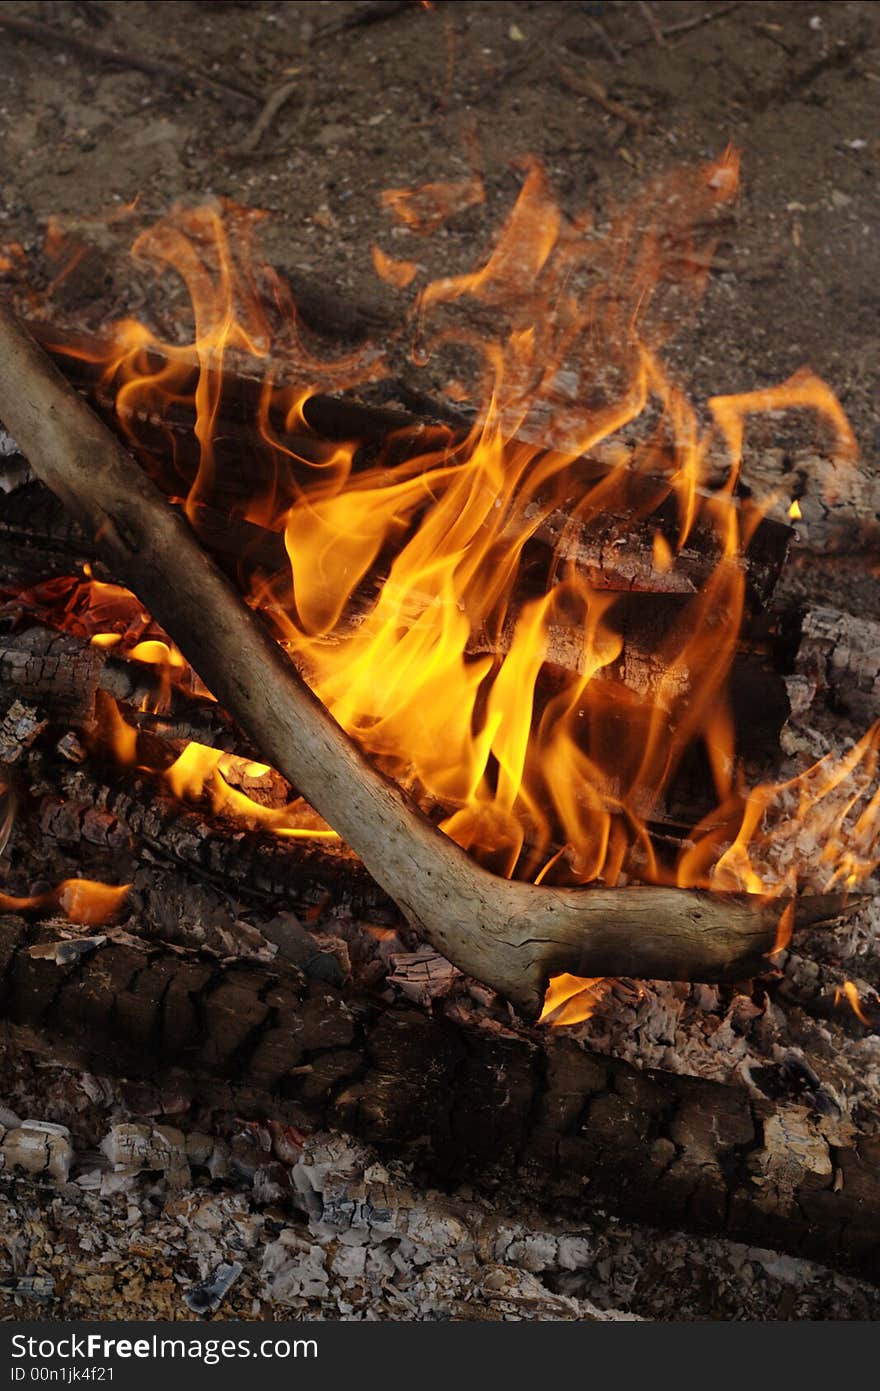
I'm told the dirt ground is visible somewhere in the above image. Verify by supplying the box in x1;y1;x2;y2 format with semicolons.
0;0;878;447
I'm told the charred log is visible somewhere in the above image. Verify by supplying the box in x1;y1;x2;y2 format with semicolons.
786;604;880;731
32;772;392;918
0;470;794;802
0;625;248;753
1;915;878;1282
773;951;880;1032
0;307;853;1010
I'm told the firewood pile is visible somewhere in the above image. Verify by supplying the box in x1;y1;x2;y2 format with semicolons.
1;156;880;1319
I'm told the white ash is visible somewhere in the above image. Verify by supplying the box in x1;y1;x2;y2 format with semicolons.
386;945;461;1005
1;1072;877;1322
566;970;880;1133
0;701;48;764
1;1118;73;1183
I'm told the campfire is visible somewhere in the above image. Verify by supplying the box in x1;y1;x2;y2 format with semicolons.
1;147;879;1292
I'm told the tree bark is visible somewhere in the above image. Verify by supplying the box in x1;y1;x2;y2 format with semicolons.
788;604;880;730
2;916;877;1282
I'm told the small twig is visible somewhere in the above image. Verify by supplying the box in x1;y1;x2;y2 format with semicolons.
558;65;647;131
0;13;260;108
754;30;869;112
311;0;412;47
587;15;622;65
634;1;742;47
638;1;667;47
752;21;796;57
235;78;301;155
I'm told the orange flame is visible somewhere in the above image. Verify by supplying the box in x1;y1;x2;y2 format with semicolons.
835;980;875;1027
0;879;130;926
380;176;485;235
537;973;611;1026
371;245;418;289
162;741;339;839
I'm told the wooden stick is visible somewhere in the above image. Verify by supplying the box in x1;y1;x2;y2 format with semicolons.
630;2;742;47
558;66;647;131
0;13;260;109
0;303;853;1014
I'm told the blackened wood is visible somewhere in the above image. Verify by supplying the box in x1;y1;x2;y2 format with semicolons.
0;627;106;726
34;773;392;917
774;952;880;1032
1;916;877;1282
730;448;880;560
0;624;249;753
789;605;880;730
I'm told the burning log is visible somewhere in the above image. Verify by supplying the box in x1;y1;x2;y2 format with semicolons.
2;915;878;1282
0;463;792;784
29;323;792;605
0;305;854;1013
0;582;792;789
0;625;247;753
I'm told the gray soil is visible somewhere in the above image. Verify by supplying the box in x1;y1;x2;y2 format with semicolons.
0;0;877;446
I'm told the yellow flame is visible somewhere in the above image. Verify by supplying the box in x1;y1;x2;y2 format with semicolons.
538;973;610;1026
163;740;339;840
